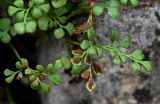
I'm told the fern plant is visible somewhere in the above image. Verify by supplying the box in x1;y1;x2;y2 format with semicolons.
1;0;152;93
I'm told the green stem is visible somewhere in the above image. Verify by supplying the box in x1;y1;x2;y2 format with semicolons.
24;7;32;23
81;51;87;57
118;52;141;63
52;17;63;28
67;9;84;20
66;39;80;46
88;55;94;78
67;4;91;19
96;44;111;51
98;45;141;63
9;43;21;60
88;64;93;77
6;87;15;104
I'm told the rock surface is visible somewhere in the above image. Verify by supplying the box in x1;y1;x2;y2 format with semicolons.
38;1;160;104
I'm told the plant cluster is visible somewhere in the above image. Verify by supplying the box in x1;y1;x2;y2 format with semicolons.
0;0;152;93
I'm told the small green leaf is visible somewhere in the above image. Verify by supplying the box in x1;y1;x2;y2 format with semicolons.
54;3;72;16
60;57;71;69
71;65;82;75
112;41;119;47
52;0;67;8
120;0;128;5
140;61;152;72
9;28;17;37
1;32;11;44
54;28;65;39
8;6;21;16
110;48;120;57
64;23;74;35
96;47;103;58
57;16;67;24
4;69;14;76
88;46;97;56
32;7;43;19
106;0;120;8
130;0;139;7
80;40;90;50
32;0;44;5
132;62;140;73
26;21;37;33
0;18;11;30
107;7;119;19
16;10;25;21
113;56;121;65
48;75;62;85
14;22;25;35
30;78;40;89
93;5;104;16
49;21;58;28
39;81;50;93
87;28;95;41
111;28;118;42
120;55;127;63
21;58;29;68
38;4;50;13
130;49;144;60
36;65;43;73
54;60;63;72
14;0;24;8
15;61;22;69
47;64;54;74
25;68;38;75
119;36;131;48
5;73;17;83
105;0;120;16
38;17;49;30
110;50;116;57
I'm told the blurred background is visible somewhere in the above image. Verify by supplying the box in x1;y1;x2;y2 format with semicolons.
0;0;160;104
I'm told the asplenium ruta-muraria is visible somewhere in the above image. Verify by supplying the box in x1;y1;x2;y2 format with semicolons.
1;0;152;93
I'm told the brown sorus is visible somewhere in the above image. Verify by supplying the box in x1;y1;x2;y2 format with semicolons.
72;57;82;64
16;72;23;80
88;77;94;89
72;49;83;54
84;54;91;64
39;73;46;80
81;70;90;79
74;22;92;34
93;63;104;75
29;75;37;81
